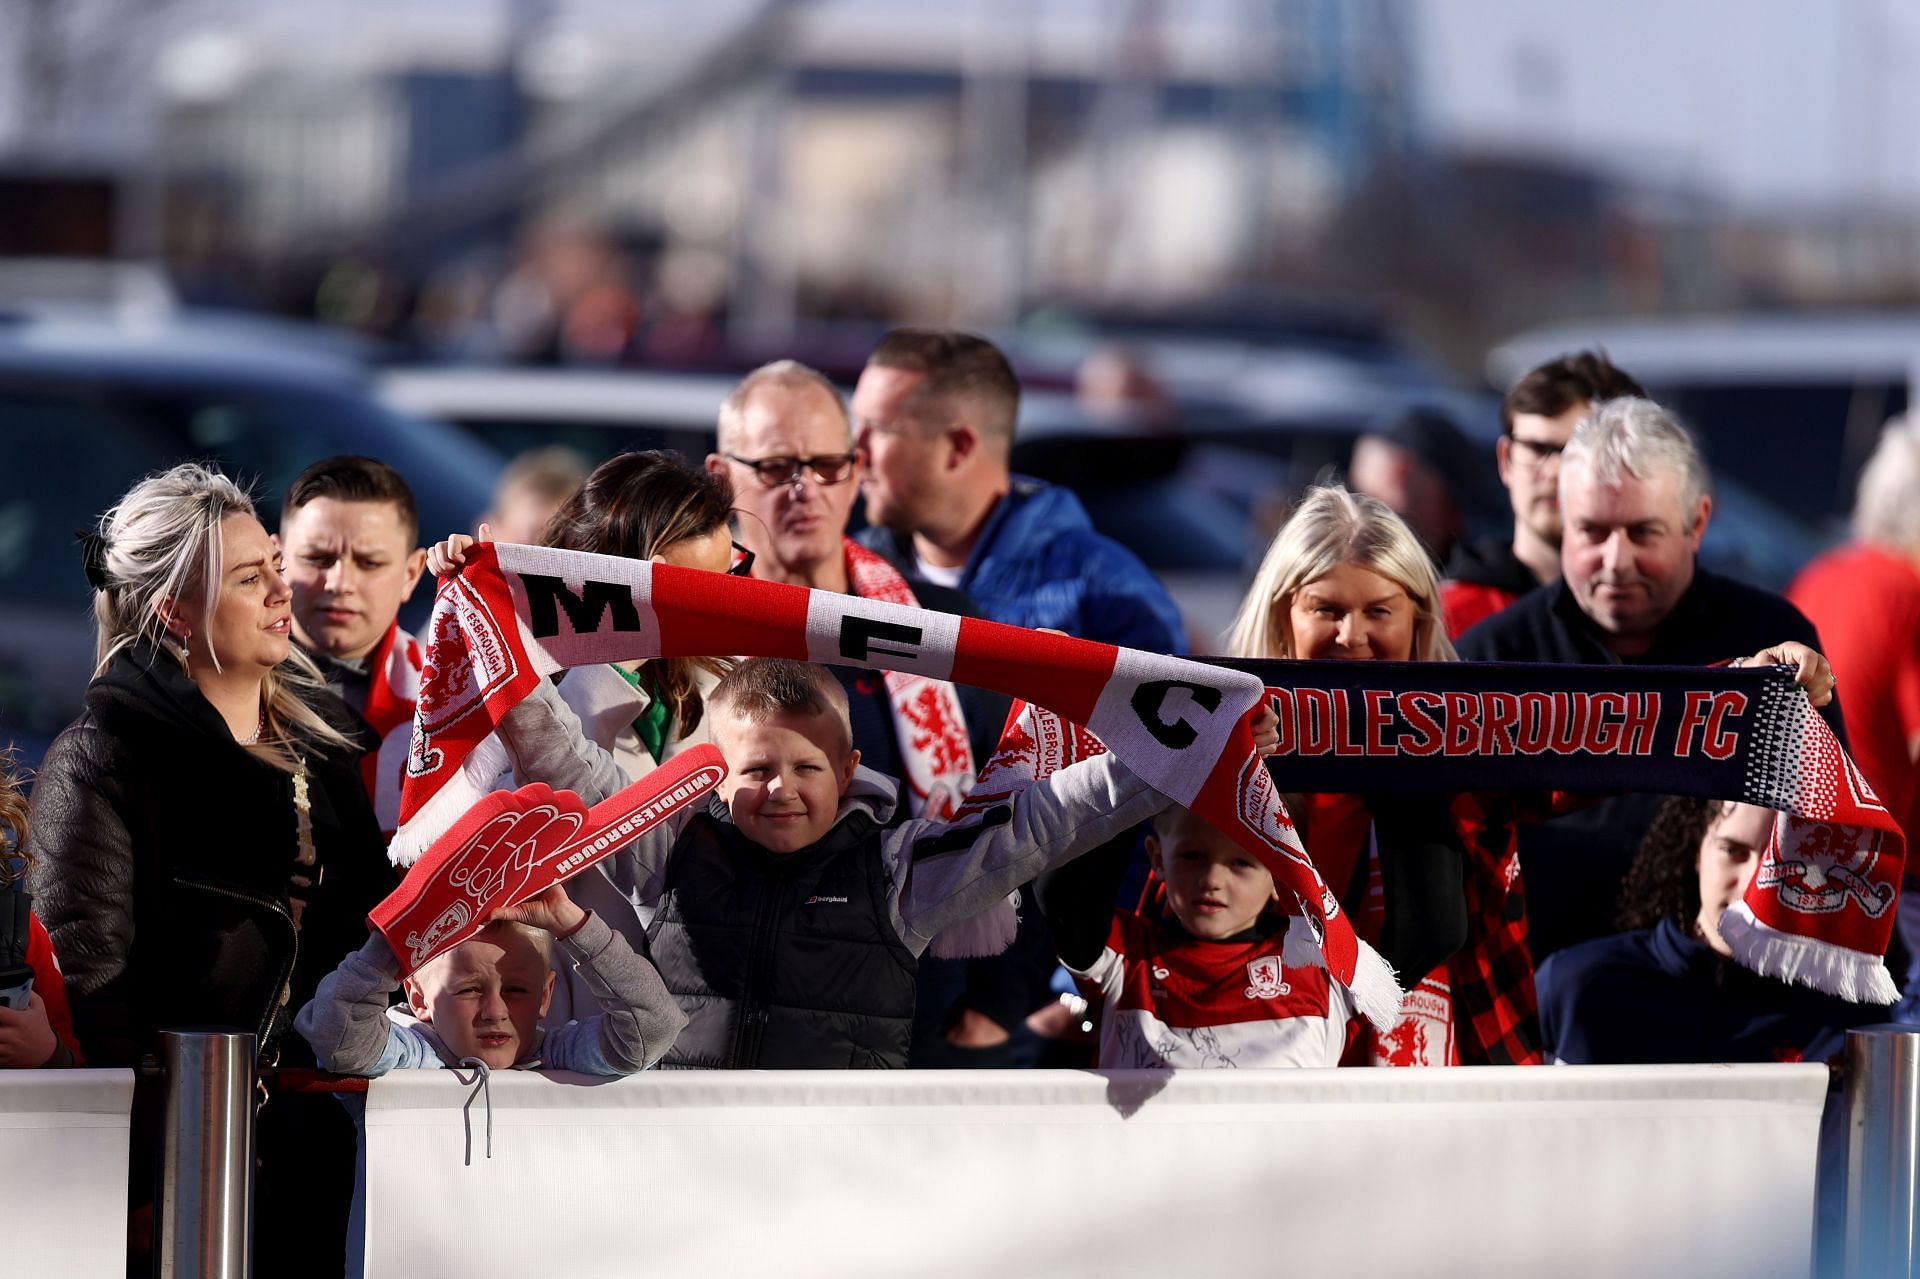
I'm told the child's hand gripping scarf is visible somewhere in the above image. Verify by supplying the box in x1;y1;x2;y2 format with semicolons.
391;544;1907;1025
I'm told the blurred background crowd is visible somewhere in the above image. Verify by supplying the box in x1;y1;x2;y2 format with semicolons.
3;0;1919;753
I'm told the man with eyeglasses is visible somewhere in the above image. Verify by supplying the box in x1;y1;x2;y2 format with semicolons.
1440;351;1646;638
706;359;1009;816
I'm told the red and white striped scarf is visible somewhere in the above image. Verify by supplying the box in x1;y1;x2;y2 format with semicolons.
842;539;975;821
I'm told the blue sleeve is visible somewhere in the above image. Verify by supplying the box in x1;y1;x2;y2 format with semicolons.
365;1025;445;1075
539;1018;621;1077
1078;542;1189;655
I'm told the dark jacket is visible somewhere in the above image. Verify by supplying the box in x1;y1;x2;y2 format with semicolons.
859;479;1187;1050
24;641;393;1068
1537;916;1881;1064
1456;568;1840;720
859;476;1188;654
1455;568;1844;960
648;804;919;1069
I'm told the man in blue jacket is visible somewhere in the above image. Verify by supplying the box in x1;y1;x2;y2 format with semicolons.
851;327;1187;656
851;327;1188;1066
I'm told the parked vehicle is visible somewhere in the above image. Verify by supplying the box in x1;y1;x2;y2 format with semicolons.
377;366;736;463
0;314;502;759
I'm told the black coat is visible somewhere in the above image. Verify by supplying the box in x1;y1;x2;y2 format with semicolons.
25;641;394;1067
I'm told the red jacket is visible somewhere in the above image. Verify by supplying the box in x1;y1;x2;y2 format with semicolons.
1441;536;1541;641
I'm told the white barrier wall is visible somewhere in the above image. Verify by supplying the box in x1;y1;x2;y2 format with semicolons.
362;1065;1829;1279
3;1069;134;1278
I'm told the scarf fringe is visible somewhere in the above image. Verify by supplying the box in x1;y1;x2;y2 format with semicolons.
390;734;510;867
926;892;1019;959
1347;938;1406;1032
1720;902;1900;1005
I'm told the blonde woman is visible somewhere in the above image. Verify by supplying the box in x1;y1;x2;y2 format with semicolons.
1228;486;1487;1065
25;464;394;1268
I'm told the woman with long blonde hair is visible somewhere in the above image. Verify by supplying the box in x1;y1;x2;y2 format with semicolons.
1226;481;1835;1067
1226;485;1480;1064
26;462;393;1271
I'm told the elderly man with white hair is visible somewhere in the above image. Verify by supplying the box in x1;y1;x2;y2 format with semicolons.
1457;397;1845;960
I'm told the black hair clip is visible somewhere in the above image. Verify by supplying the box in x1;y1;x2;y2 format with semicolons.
76;529;111;591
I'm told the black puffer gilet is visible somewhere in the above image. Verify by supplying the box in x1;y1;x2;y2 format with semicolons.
646;804;918;1068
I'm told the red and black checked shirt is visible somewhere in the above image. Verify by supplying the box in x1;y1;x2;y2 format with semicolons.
1443;791;1549;1066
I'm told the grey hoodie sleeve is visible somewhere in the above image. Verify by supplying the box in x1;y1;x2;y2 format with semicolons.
498;678;632;804
884;752;1170;955
540;911;688;1074
295;933;407;1075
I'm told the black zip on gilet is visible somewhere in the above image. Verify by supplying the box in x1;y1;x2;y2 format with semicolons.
646;806;919;1069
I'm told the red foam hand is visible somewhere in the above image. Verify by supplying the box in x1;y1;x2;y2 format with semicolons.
372;745;726;975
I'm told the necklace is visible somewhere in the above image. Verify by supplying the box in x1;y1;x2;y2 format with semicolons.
238;709;264;746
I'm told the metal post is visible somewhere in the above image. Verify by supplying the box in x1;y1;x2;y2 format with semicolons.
1845;1024;1920;1277
158;1029;256;1279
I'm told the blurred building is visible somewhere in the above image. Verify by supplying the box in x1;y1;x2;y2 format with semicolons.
8;0;1920;355
0;0;1414;331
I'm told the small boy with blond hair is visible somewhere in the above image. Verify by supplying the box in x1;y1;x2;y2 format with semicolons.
296;884;686;1076
1037;804;1354;1069
495;656;1177;1069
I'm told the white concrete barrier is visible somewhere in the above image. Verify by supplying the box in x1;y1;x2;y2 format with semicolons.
362;1065;1829;1279
1;1069;134;1278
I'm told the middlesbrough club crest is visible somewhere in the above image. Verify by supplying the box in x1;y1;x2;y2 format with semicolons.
1760;816;1894;919
1235;752;1297;853
1244;955;1292;1000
